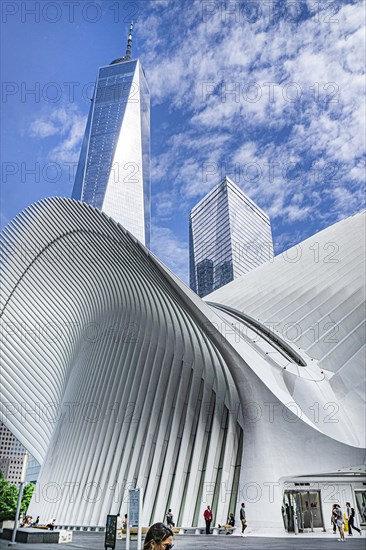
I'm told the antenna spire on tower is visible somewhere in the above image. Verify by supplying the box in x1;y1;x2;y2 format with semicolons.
110;20;134;64
125;21;133;60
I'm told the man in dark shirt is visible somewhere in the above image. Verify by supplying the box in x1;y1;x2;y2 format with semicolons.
240;503;247;537
346;502;361;536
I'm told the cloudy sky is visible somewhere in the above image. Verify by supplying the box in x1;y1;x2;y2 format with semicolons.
2;0;365;283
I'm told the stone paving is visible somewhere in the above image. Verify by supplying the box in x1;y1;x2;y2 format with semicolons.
1;531;365;550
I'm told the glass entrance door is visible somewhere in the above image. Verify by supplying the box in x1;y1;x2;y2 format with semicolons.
355;491;366;527
283;490;324;532
300;491;323;529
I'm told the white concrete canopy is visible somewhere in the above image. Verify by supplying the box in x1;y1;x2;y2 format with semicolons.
0;200;364;530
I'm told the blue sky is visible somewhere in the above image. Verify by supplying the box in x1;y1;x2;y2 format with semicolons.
1;0;365;283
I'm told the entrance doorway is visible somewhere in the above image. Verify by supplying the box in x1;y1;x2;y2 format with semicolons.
283;490;324;532
355;491;366;527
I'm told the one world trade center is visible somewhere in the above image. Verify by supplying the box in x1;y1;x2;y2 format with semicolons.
72;23;150;247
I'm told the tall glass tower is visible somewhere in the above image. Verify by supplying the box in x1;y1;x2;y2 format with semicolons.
72;23;150;247
190;176;274;297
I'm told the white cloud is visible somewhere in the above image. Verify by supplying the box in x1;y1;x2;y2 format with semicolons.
29;119;59;138
143;0;365;232
332;186;365;220
153;191;176;219
29;107;86;164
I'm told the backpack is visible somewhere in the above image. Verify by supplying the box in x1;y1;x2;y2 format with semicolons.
351;508;355;517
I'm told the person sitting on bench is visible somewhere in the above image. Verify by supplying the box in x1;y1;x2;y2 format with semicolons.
218;513;235;534
46;519;56;531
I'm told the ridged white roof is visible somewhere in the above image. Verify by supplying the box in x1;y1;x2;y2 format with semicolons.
206;210;366;438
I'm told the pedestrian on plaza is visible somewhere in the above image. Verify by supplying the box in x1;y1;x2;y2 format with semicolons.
165;509;175;528
118;513;128;536
46;518;56;530
29;516;39;527
204;505;213;535
331;504;338;534
335;505;345;542
20;515;29;528
240;502;247;536
346;502;361;536
143;522;174;550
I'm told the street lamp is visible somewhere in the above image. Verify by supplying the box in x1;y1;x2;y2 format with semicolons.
9;452;29;546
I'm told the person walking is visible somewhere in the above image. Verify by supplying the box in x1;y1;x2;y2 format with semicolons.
331;504;338;534
240;503;247;536
119;513;128;537
165;509;175;528
336;505;345;542
346;502;361;536
204;505;213;535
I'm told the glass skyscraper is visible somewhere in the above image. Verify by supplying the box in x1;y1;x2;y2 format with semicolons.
72;24;150;247
190;176;274;297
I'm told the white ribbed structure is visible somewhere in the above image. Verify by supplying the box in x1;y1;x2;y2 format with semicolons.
0;199;243;528
0;200;364;531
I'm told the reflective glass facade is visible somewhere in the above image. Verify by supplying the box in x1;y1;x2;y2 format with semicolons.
0;422;26;484
189;177;274;297
72;59;150;247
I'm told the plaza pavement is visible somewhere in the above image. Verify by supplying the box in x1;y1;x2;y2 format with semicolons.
0;531;365;550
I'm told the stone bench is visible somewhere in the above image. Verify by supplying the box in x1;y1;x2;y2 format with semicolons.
177;527;207;535
119;527;149;534
212;526;237;535
61;525;104;532
0;528;60;543
116;527;149;540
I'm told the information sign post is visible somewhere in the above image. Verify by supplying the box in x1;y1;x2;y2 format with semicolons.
104;515;118;549
126;488;143;550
